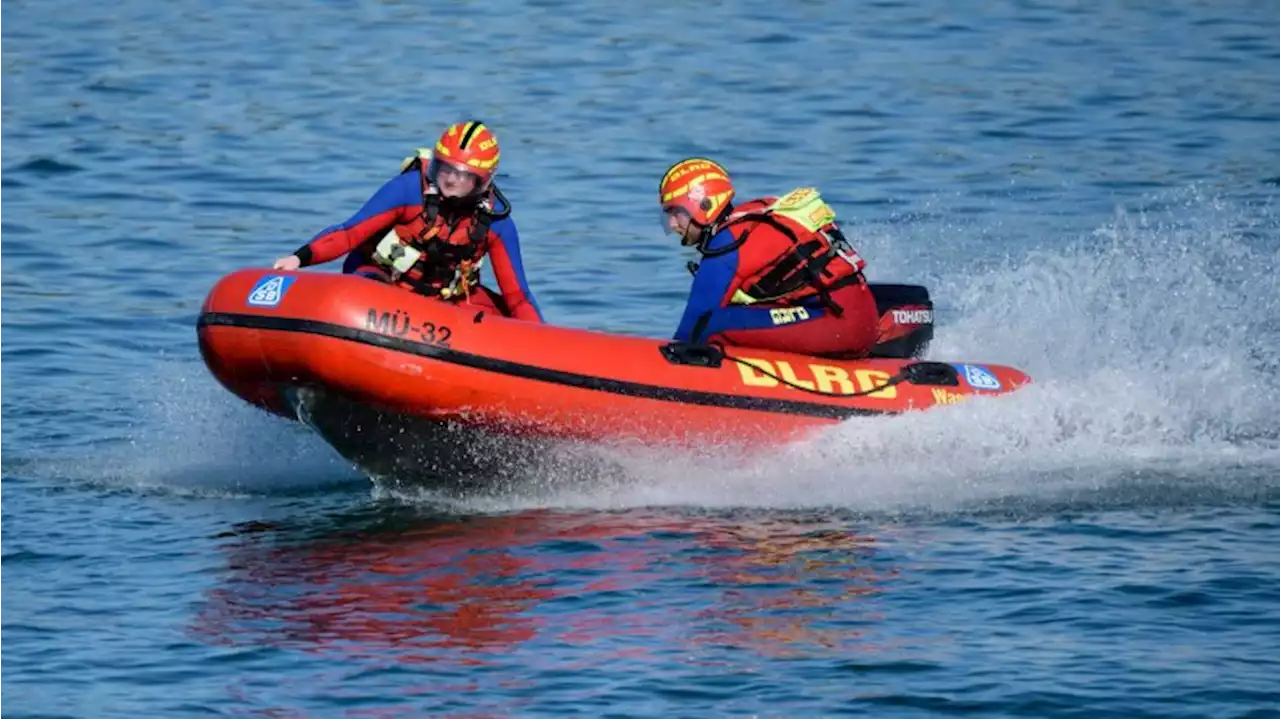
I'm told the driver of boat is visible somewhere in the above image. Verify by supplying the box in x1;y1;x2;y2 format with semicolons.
271;121;544;323
659;158;879;358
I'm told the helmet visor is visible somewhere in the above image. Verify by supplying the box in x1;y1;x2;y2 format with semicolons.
661;205;693;236
427;158;483;197
661;205;702;246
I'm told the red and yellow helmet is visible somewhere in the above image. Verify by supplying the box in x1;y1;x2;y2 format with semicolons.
659;158;736;227
428;121;501;193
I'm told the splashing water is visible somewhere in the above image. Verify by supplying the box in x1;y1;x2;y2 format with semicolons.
933;188;1280;444
35;188;1274;511
399;188;1280;514
16;361;364;497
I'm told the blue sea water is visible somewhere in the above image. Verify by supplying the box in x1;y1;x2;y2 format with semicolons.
4;0;1280;716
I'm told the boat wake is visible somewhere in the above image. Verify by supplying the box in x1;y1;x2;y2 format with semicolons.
381;187;1280;515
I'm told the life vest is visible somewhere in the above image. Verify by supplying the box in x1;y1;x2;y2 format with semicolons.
366;150;511;299
703;187;866;316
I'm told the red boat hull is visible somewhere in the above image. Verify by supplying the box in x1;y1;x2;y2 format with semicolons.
196;269;1030;479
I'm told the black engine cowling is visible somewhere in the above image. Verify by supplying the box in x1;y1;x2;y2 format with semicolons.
867;283;934;359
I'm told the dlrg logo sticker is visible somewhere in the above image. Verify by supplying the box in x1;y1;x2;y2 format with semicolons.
957;364;1002;391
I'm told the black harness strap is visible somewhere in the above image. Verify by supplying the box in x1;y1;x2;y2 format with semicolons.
385;158;512;296
715;211;852;317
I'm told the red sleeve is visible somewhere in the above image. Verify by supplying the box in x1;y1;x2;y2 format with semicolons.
487;227;544;323
303;208;417;265
294;171;424;266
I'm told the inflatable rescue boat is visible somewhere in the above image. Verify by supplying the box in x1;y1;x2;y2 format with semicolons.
196;269;1030;483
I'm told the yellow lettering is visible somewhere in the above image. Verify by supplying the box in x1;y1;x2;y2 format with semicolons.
665;161;714;183
854;369;897;399
931;388;967;405
736;358;778;387
777;362;815;390
737;359;900;400
811;364;854;394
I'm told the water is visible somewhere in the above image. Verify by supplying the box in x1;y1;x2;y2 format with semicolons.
4;0;1280;715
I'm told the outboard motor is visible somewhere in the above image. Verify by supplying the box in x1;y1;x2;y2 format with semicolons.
866;283;934;359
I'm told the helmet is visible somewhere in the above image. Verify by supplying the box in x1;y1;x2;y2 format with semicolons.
427;121;501;197
658;158;735;227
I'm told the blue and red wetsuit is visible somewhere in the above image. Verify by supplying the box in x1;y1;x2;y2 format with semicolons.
673;201;879;358
291;170;544;323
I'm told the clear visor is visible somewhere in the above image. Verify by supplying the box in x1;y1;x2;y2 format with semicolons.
427;158;484;196
661;205;693;236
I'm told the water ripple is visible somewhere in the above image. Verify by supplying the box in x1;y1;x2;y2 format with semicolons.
3;0;1280;715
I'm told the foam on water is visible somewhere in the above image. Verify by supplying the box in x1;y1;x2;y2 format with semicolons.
39;189;1274;511
13;360;365;497
415;188;1280;514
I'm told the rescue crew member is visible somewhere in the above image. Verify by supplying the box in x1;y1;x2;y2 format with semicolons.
272;121;544;323
659;158;879;358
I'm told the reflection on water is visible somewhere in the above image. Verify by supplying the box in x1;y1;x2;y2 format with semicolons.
195;514;557;664
692;522;898;659
192;507;901;667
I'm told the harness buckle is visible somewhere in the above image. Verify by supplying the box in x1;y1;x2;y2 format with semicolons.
440;258;484;299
